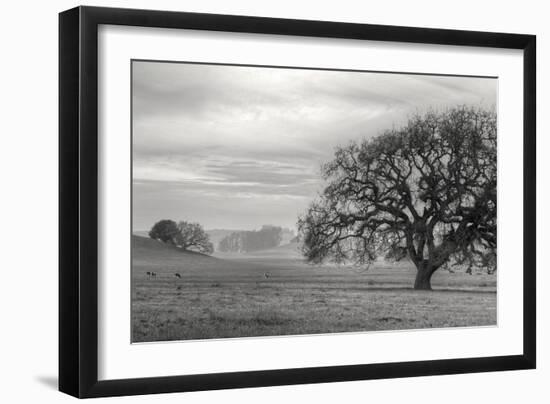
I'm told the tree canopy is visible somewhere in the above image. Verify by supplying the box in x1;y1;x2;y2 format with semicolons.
175;221;214;254
298;106;497;290
148;219;180;245
149;219;214;255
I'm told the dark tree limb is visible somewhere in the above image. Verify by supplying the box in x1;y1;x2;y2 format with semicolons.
298;106;497;290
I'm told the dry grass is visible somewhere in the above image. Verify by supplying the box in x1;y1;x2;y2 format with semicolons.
131;236;496;343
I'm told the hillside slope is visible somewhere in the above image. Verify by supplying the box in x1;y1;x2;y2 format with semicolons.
132;235;219;273
133;234;215;259
132;235;273;277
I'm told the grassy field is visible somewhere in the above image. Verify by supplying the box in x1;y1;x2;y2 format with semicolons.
131;235;496;343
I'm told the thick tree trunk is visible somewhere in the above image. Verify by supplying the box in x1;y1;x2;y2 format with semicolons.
413;262;434;290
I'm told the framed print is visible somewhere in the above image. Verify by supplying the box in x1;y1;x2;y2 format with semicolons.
59;6;536;398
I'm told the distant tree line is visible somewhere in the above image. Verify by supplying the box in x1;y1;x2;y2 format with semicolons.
149;219;214;255
218;225;283;253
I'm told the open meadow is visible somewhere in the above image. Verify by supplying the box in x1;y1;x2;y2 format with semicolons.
131;235;496;342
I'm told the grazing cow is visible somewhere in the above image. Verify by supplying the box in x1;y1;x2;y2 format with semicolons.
175;273;181;279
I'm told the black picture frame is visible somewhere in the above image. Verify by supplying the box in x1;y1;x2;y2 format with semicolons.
59;5;536;398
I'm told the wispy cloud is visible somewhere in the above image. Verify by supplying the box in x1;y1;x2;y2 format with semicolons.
132;61;496;230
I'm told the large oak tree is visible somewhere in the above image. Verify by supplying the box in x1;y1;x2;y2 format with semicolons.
298;107;496;290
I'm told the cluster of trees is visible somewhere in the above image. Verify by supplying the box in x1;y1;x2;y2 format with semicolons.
218;225;283;253
149;219;214;255
298;106;497;290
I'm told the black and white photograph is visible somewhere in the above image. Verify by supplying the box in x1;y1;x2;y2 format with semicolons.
131;60;498;343
1;0;544;401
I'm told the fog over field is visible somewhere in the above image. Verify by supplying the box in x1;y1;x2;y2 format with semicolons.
132;235;496;342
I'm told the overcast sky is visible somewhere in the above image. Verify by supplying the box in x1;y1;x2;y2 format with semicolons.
132;61;496;232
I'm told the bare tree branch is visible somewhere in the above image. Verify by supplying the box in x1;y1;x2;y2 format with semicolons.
298;106;497;290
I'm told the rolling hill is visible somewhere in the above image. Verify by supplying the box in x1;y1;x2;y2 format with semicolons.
132;235;220;274
132;235;277;278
